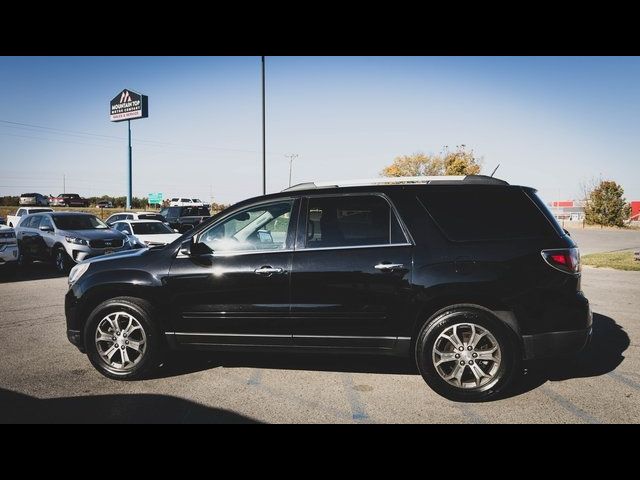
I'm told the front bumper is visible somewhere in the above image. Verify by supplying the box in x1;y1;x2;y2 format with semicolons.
66;244;130;263
0;245;19;265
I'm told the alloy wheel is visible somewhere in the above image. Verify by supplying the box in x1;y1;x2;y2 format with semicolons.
432;322;501;389
95;312;147;371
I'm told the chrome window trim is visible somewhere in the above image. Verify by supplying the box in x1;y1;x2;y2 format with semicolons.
176;248;294;259
298;243;411;253
299;191;414;249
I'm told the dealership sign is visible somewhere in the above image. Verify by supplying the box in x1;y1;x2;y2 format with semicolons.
109;89;149;122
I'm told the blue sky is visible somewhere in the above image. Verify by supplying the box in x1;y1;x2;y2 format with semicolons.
1;56;638;205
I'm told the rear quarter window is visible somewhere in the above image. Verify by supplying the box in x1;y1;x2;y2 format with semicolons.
417;186;558;242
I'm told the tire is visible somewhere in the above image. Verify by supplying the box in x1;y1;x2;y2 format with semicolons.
17;250;30;267
84;297;163;380
54;247;73;274
415;306;520;402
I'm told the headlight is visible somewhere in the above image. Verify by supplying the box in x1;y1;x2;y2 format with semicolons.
65;236;88;246
68;262;90;286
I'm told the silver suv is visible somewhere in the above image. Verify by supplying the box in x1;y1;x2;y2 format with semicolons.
15;212;130;273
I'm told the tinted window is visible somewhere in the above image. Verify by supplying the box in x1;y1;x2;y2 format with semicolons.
181;198;190;203
53;215;108;230
182;207;210;217
138;214;164;221
17;209;25;216
28;215;43;229
40;216;54;230
304;195;406;248
417;186;556;242
165;207;180;219
132;222;174;235
200;201;293;253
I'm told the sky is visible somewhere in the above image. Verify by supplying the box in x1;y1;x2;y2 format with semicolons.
0;56;639;205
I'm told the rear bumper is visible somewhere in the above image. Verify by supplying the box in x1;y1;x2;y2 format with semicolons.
522;306;592;360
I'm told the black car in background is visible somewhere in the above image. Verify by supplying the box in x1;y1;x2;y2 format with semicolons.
159;206;211;233
65;175;591;401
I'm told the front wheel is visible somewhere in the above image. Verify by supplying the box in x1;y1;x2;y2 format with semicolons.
54;247;73;274
415;306;520;402
84;297;162;380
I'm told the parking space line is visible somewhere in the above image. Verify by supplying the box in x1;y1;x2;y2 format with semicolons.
247;369;262;386
456;403;486;424
607;371;640;391
226;372;354;421
342;374;373;423
540;385;601;424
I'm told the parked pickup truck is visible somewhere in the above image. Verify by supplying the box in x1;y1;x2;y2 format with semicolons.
49;193;89;207
159;206;211;233
7;207;53;228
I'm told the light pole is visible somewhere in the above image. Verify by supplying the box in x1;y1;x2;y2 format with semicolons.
261;56;266;195
285;154;299;188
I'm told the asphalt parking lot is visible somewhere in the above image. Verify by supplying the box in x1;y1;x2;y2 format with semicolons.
1;227;639;423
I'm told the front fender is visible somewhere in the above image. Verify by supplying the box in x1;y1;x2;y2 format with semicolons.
68;268;173;335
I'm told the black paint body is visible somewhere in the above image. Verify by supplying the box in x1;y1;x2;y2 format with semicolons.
66;183;591;360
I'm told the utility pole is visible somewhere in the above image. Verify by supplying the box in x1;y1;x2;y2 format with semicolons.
63;174;65;194
261;56;266;195
285;154;299;188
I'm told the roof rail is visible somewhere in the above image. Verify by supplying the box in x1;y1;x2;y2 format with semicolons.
283;175;508;191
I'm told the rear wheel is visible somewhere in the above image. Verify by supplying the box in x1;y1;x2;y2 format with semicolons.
415;306;519;402
84;297;162;380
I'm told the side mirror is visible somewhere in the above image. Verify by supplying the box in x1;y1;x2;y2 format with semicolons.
174;229;179;233
122;230;131;236
39;225;53;232
179;238;212;256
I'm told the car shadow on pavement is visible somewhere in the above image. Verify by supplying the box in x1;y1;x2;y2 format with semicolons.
147;351;418;381
0;387;259;423
149;312;630;403
501;312;630;400
0;262;65;284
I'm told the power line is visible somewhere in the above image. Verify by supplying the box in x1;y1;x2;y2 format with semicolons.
0;119;289;155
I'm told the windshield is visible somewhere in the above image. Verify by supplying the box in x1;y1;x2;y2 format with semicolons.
28;208;52;213
132;222;174;235
53;215;108;230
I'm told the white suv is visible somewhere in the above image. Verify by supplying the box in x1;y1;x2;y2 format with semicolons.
169;198;195;206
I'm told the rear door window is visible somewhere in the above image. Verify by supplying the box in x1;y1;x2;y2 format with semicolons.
417;186;557;241
303;195;407;249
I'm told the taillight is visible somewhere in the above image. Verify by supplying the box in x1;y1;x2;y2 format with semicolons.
541;248;581;274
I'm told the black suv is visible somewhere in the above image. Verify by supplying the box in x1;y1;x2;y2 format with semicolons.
65;176;591;401
159;206;211;233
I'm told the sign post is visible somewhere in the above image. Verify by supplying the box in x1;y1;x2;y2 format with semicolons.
110;89;149;210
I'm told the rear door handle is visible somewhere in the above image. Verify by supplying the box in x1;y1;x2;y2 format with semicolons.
254;266;285;275
374;263;404;271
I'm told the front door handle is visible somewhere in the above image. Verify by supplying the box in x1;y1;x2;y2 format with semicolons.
374;263;404;271
254;266;285;275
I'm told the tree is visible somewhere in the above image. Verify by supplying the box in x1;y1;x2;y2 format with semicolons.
381;145;482;177
584;180;631;227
